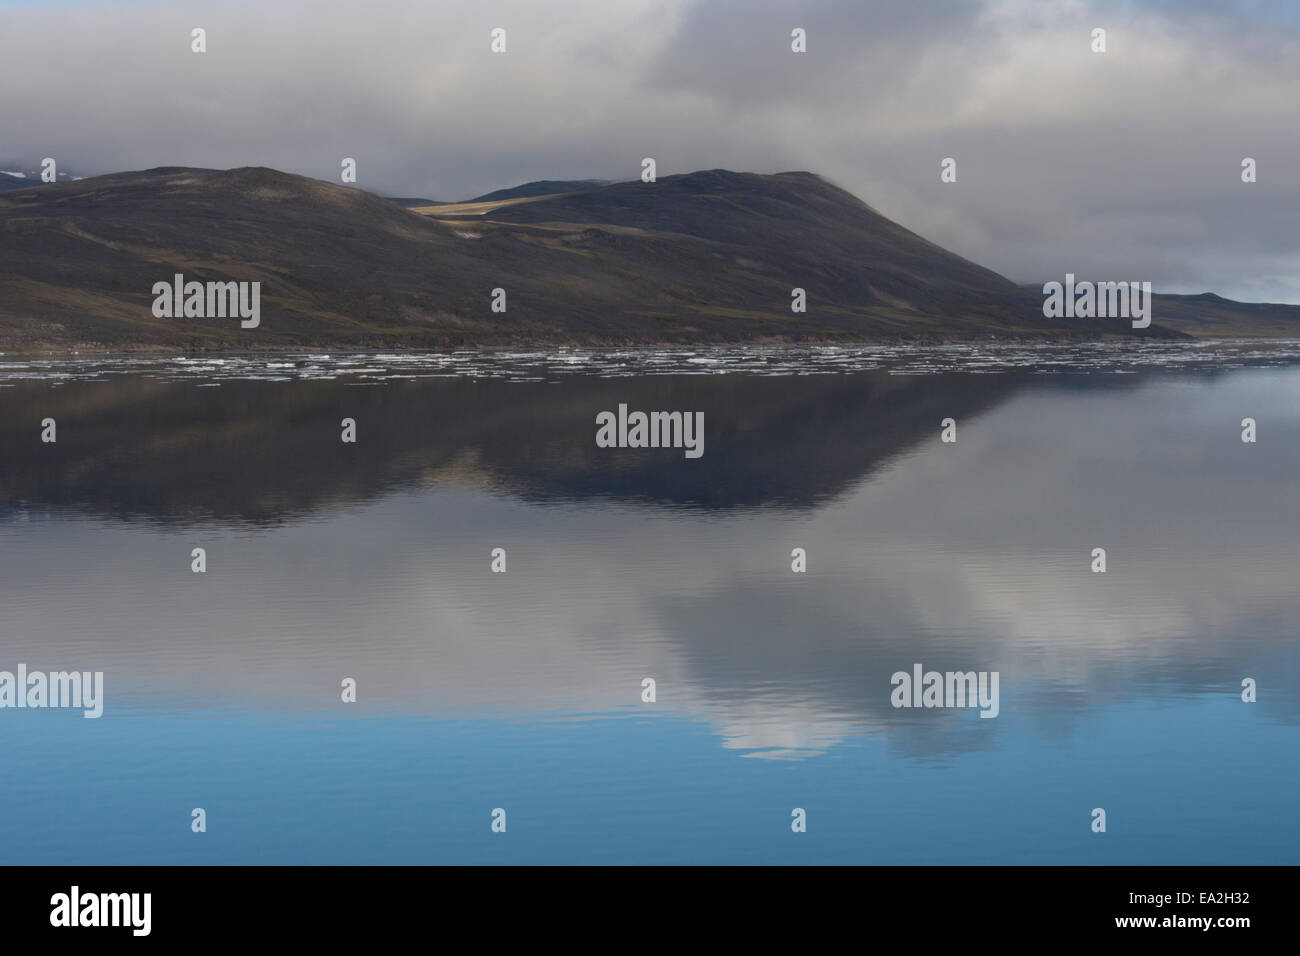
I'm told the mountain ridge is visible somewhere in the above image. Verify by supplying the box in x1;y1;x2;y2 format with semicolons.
0;165;1253;351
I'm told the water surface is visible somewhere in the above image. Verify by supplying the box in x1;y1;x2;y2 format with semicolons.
2;344;1297;864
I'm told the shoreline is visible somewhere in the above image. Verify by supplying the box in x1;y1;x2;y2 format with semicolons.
0;331;1235;360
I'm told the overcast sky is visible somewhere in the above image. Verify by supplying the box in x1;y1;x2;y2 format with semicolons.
3;0;1298;301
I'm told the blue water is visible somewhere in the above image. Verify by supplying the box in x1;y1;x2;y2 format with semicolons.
2;697;1291;865
1;347;1298;864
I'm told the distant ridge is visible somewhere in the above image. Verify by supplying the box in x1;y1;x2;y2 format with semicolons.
385;196;443;208
1019;284;1300;337
0;165;82;191
469;179;612;203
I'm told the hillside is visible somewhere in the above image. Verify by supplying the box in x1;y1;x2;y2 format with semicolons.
0;166;1186;350
1149;293;1300;337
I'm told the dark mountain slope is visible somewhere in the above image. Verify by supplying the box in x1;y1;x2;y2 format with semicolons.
486;170;1060;328
0;166;1180;350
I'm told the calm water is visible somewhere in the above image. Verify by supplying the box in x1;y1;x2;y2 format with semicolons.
1;344;1298;864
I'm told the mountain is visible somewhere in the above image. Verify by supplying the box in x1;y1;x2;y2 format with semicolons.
1148;293;1300;337
0;165;1193;351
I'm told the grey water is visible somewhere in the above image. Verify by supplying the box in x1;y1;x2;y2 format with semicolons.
1;342;1298;864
